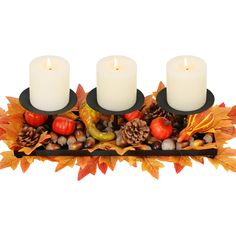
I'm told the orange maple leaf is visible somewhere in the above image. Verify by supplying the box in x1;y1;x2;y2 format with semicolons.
228;105;236;124
76;84;87;108
141;158;164;179
54;157;77;172
0;151;20;170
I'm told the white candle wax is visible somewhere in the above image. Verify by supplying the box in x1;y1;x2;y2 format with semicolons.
97;56;137;111
167;55;207;111
30;56;70;111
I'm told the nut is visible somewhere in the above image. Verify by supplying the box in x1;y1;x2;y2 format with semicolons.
176;141;190;150
46;143;60;150
67;135;77;146
190;139;205;148
68;141;83;150
76;120;85;130
84;137;96;148
50;132;58;144
203;133;214;143
74;130;86;142
161;138;175;150
57;136;67;146
151;141;162;150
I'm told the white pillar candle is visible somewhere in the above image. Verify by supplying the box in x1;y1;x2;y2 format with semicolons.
30;55;70;111
167;55;207;111
97;55;137;111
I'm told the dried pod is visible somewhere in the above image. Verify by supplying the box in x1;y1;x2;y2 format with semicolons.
151;141;162;150
76;120;85;130
75;130;86;142
68;141;83;150
57;136;67;146
161;138;175;150
50;132;58;144
190;139;205;148
176;141;190;150
46;143;60;150
67;135;77;146
203;133;214;143
84;137;96;148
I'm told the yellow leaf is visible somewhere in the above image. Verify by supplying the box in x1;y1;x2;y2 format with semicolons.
19;132;50;155
190;156;204;164
141;158;164;179
0;151;20;170
54;157;76;172
157;156;192;167
6;97;25;115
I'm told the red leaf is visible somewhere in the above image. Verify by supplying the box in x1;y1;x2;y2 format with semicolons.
174;163;185;174
219;103;225;108
77;157;98;181
98;162;108;174
76;84;87;108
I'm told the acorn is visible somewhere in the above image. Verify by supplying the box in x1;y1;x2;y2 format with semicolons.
74;130;86;142
146;135;160;145
68;141;83;150
46;143;60;150
203;133;214;143
50;131;58;144
151;141;162;150
76;120;85;130
67;135;77;146
161;138;176;150
190;139;205;148
176;141;190;150
57;136;67;146
84;137;96;148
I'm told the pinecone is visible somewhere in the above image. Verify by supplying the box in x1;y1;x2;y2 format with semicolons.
120;118;150;145
17;126;40;147
142;103;175;125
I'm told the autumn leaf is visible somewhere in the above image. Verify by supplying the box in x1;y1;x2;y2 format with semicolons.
6;97;25;116
228;105;236;124
190;156;204;164
208;148;236;171
157;156;192;167
141;158;164;179
60;107;79;120
142;81;165;111
20;157;31;173
77;156;98;181
19;132;50;155
174;163;185;174
98;162;108;174
0;151;20;170
54;157;76;172
99;156;119;171
76;84;87;108
88;141;135;156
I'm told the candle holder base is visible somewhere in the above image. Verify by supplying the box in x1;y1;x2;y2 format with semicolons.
86;88;145;115
156;88;215;115
19;88;77;115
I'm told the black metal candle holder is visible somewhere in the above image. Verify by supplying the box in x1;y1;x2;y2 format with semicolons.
156;88;215;115
19;88;77;115
86;88;145;129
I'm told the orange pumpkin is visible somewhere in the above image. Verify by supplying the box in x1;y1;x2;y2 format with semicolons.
177;109;215;143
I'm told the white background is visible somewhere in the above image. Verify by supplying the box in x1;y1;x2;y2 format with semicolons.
0;0;236;235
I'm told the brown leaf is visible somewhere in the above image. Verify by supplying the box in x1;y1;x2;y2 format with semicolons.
0;151;20;170
54;157;76;172
19;132;50;155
